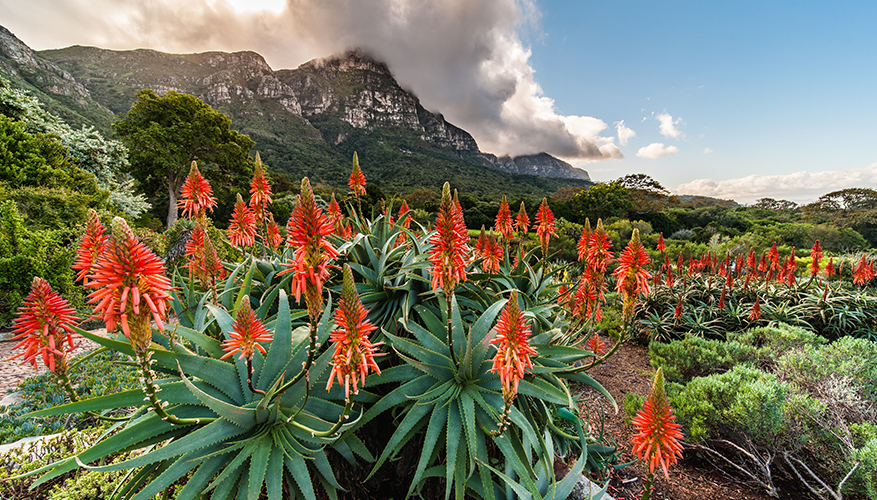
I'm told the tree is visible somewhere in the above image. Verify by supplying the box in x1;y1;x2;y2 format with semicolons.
567;182;634;224
114;90;255;227
803;188;877;247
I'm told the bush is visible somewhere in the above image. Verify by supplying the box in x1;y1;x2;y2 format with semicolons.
649;335;757;383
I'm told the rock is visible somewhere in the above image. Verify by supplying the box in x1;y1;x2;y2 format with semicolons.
0;391;23;407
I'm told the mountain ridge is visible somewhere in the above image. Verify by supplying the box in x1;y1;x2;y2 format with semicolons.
0;26;593;199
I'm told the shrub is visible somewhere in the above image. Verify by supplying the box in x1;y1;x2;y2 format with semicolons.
649;335;757;383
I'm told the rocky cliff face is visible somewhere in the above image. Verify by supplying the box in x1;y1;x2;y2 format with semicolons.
1;24;589;183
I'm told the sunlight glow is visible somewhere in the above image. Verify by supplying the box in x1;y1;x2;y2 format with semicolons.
224;0;286;14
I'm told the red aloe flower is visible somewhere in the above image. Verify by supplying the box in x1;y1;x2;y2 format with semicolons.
327;193;343;228
674;294;684;319
588;219;614;273
718;287;727;310
535;198;555;256
72;209;107;285
264;213;283;252
631;368;684;480
395;200;413;248
475;226;488;255
428;182;471;293
516;201;529;237
824;257;835;278
586;330;607;356
229;193;257;248
10;277;79;373
577;219;592;262
613;228;652;319
490;290;537;396
481;234;503;274
221;300;273;360
494;195;515;240
749;296;761;320
86;217;171;353
185;222;224;288
178;162;216;219
657;233;666;252
348;151;367;198
573;273;600;323
327;265;383;399
249;153;272;224
279;178;338;319
853;255;875;285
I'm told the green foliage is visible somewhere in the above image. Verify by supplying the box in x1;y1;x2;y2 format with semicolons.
0;350;139;444
567;182;634;224
657;325;877;497
0;200;84;327
0;77;149;217
649;335;757;384
0;114;85;190
114;89;255;227
622;392;644;425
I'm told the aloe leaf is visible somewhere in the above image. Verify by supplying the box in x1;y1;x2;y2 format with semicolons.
259;289;292;389
408;404;450;497
179;364;256;427
172;324;224;358
209;464;244;500
151;350;244;404
385;331;453;368
517;378;568;405
366;402;431;480
461;393;478;473
205;440;257;493
24;381;205;418
312;449;344;491
128;443;221;500
27;412;177;488
349;374;434;432
265;446;284;500
81;419;249;474
285;454;317;500
248;439;271;499
558;371;617;412
337;433;374;462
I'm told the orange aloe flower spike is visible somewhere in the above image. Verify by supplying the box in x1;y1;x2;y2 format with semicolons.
490;290;537;397
86;217;171;353
72;209;107;285
178;161;216;219
10;277;79;373
494;195;514;241
515;201;529;237
264;213;283;252
577;218;592;262
535;198;555;256
631;368;684;480
279;178;338;319
249;152;273;224
428;182;471;293
326;265;383;399
348;151;367;198
221;300;273;360
613;228;651;319
229;193;257;248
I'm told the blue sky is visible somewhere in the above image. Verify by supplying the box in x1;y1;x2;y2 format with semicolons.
527;1;877;198
1;0;875;203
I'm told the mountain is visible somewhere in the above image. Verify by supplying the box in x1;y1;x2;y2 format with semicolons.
0;25;592;199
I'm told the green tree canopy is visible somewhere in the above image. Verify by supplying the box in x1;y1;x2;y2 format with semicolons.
567;182;634;224
114;89;255;227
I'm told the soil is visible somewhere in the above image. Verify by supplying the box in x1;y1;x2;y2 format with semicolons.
576;341;776;500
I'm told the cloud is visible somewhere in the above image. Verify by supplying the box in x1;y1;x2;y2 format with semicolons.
0;0;621;161
636;143;679;159
675;163;877;204
656;113;684;138
615;120;636;146
704;147;713;154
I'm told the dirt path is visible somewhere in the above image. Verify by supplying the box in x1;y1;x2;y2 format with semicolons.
0;331;102;396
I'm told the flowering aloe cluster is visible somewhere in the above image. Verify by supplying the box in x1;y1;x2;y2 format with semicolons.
13;153;676;500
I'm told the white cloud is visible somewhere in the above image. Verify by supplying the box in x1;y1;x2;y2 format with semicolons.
0;0;621;161
615;120;636;146
636;142;679;159
656;113;684;138
675;163;877;204
704;147;713;154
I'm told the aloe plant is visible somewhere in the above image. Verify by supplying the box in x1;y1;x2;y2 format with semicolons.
19;289;368;500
